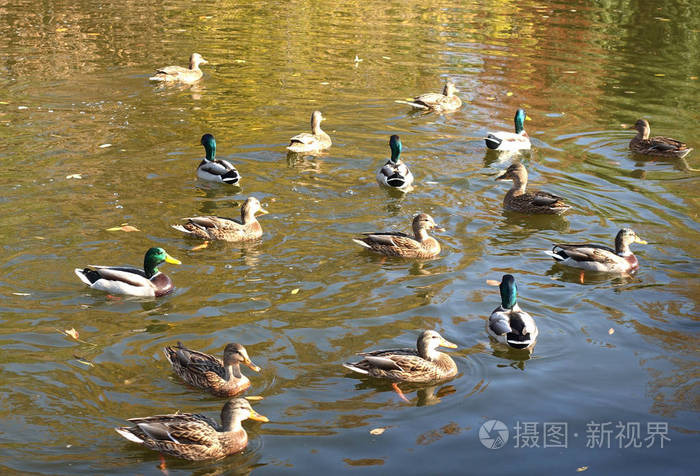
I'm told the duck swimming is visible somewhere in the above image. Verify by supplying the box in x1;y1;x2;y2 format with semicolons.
287;111;331;154
172;197;268;242
487;275;538;350
149;53;208;83
495;162;570;215
196;134;241;185
485;109;531;152
629;119;692;159
353;213;444;259
376;135;414;191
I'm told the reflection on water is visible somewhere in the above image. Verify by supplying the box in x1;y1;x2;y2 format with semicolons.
0;0;698;474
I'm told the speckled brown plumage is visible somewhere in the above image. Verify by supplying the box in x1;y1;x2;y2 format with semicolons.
495;162;570;215
353;213;444;259
172;197;268;242
629;119;692;159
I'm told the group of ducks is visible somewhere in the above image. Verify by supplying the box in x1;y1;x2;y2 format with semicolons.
80;54;693;462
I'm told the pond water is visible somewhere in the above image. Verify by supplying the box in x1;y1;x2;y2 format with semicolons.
0;0;698;474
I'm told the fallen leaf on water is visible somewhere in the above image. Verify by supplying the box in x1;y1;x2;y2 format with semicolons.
291;288;300;295
34;236;45;240
106;224;140;232
486;97;496;101
99;143;112;148
234;59;246;63
654;73;665;77
486;279;500;286
244;395;264;401
382;56;391;60
191;242;209;251
74;355;95;367
369;428;386;435
506;91;513;96
13;292;31;296
608;328;615;335
577;467;588;472
66;173;82;179
65;328;79;340
56;27;68;32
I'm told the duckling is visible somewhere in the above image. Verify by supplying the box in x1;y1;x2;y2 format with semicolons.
172;197;268;242
353;213;444;259
115;398;268;461
544;228;647;273
485;109;531;152
287;111;331;154
495;162;570;214
196;134;241;185
376;135;414;190
396;81;462;113
487;275;538;350
629;119;692;159
150;53;208;83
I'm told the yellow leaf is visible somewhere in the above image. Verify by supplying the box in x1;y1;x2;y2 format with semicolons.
654;73;665;77
65;328;79;340
486;97;495;101
66;174;82;179
56;27;68;32
608;328;615;335
486;279;500;286
191;242;209;251
106;225;140;232
244;395;264;401
369;428;386;435
291;288;300;295
506;91;513;96
577;467;588;472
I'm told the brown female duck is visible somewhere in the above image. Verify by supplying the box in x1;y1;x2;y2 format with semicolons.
397;80;462;113
343;330;458;383
115;398;268;461
352;213;444;259
149;53;208;83
172;197;268;242
629;119;692;159
287;111;332;154
164;342;260;397
495;162;570;215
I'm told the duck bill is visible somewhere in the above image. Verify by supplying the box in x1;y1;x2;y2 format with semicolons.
434;226;446;233
525;116;532;121
439;338;458;349
248;410;269;423
256;208;269;216
165;254;182;265
495;172;510;181
244;358;261;372
635;237;648;245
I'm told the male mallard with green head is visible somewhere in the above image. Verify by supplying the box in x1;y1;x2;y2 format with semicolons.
487;275;538;350
172;197;268;242
75;247;181;297
485;109;531;152
629;119;692;159
353;213;444;259
115;398;268;461
376;135;414;191
150;53;208;83
164;342;260;397
197;134;241;185
287;110;331;154
495;162;570;214
544;228;647;273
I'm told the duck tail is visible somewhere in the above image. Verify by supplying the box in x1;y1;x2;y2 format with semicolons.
394;100;429;110
352;238;372;249
485;134;502;150
114;427;144;444
342;363;368;375
221;169;240;185
543;249;565;261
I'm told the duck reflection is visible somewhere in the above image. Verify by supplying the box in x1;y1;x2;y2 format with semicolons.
488;340;534;371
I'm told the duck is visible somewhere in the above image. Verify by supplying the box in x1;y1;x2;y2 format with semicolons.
172;197;268;242
495;162;570;214
629;119;692;159
353;213;444;259
74;247;181;297
164;342;260;397
286;110;331;154
485;109;531;152
149;53;208;83
543;228;647;273
115;398;268;461
487;275;538;350
343;330;458;384
396;81;462;113
376;135;414;190
196;134;241;185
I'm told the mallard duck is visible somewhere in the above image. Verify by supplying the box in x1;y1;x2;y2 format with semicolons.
196;134;241;185
353;213;444;259
115;398;268;461
286;110;331;154
376;135;414;190
396;81;462;113
172;197;268;242
543;228;647;273
74;247;181;297
343;330;458;383
149;53;208;83
487;275;538;350
629;119;692;159
164;342;260;397
485;109;531;152
495;162;570;214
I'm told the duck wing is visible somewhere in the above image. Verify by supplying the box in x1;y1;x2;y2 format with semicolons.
553;243;617;263
88;266;152;287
